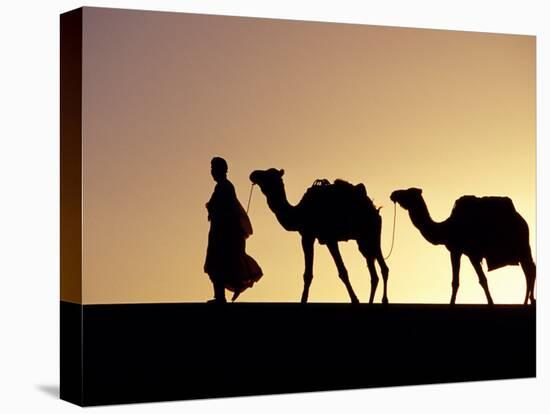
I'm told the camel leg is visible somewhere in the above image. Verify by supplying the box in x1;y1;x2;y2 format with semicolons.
300;235;315;303
366;257;379;304
469;257;494;305
521;260;530;305
520;259;536;305
376;251;389;305
327;242;359;304
529;262;536;305
357;242;388;303
450;251;461;305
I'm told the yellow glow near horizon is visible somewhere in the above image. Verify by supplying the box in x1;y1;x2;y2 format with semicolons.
80;8;535;304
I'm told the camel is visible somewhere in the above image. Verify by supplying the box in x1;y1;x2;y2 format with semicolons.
390;188;536;305
250;168;389;304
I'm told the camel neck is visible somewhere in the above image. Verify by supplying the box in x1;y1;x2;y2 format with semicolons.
408;197;447;245
264;182;300;232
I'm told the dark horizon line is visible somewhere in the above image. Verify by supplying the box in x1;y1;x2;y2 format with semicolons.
62;300;535;308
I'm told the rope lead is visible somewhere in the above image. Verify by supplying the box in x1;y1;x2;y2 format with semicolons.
246;183;255;214
383;202;397;260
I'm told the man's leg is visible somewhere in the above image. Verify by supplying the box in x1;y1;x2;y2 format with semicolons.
213;279;227;303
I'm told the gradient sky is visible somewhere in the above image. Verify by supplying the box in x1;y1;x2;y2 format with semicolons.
80;7;535;304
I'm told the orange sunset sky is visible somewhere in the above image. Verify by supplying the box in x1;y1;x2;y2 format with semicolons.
79;7;535;304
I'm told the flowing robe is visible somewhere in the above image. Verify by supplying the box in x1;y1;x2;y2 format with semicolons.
204;179;263;293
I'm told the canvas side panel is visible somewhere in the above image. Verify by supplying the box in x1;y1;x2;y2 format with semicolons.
60;8;82;304
60;301;83;405
60;8;84;407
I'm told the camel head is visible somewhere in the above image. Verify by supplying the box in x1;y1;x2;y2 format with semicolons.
390;188;423;210
250;168;285;194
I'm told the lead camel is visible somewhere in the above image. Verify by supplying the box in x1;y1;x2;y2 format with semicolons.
250;168;389;304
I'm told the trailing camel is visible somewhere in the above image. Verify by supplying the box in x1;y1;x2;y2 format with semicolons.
390;188;536;305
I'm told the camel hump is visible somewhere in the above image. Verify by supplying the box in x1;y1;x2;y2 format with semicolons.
304;179;368;201
333;178;352;186
453;195;517;217
303;178;331;201
352;182;368;199
333;179;367;195
451;195;518;227
312;178;331;187
451;195;522;271
300;178;375;214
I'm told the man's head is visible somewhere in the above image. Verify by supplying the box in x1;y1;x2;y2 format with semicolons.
211;157;228;182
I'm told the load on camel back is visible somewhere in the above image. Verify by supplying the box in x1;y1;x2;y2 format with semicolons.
298;178;381;245
449;195;529;271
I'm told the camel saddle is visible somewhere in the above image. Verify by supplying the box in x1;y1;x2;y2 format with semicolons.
451;195;523;271
300;178;372;244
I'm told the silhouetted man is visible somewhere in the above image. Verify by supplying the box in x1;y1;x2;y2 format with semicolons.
204;157;262;303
